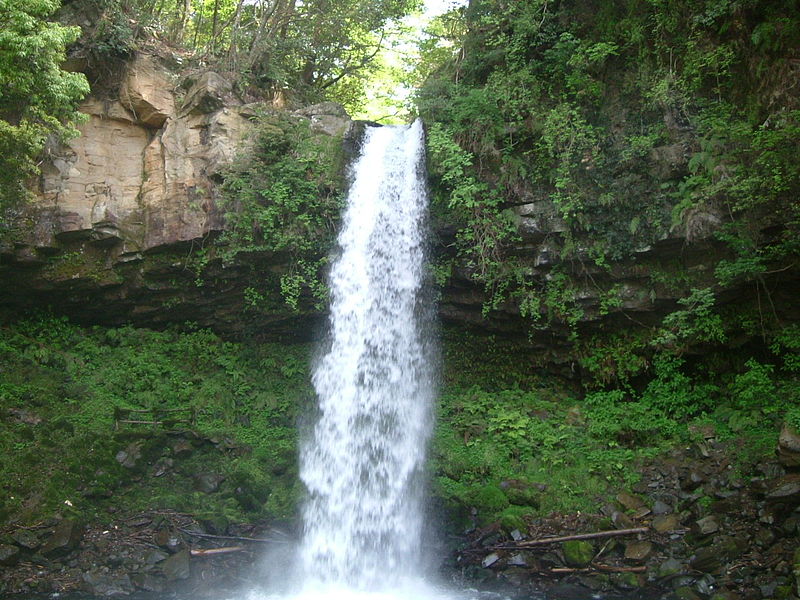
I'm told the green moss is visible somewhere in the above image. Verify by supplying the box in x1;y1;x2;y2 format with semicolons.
562;540;594;567
0;315;311;525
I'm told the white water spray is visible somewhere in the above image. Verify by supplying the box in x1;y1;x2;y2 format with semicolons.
299;119;435;591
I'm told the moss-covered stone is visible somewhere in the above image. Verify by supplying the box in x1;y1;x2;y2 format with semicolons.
562;540;594;567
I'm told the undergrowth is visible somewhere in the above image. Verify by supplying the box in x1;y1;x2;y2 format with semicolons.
0;315;312;525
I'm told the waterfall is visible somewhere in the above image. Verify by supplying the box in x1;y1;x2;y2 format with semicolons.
299;119;435;591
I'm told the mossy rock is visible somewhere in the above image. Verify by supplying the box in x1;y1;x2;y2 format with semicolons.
498;506;533;532
562;540;594;567
468;485;510;514
503;484;541;508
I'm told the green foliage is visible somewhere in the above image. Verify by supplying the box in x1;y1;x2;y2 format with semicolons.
584;390;677;444
730;359;777;411
218;112;344;309
654;288;726;350
417;0;800;345
431;331;660;522
641;354;716;419
579;333;648;388
0;0;90;209
0;315;312;524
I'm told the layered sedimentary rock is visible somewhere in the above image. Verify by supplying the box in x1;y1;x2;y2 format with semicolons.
0;54;350;338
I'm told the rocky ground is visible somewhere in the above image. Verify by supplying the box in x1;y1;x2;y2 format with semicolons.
459;424;800;600
2;427;799;599
0;510;280;597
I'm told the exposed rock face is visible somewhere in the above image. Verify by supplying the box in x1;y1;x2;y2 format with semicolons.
0;53;351;338
35;53;250;254
1;52;796;351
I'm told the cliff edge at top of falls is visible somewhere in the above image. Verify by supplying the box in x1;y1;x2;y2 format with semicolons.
0;52;352;339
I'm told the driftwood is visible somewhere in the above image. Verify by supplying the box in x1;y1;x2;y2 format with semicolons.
178;528;291;544
190;546;245;557
548;564;647;574
490;527;649;550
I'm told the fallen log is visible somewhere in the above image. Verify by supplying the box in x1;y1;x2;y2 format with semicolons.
548;564;647;574
179;528;291;544
190;546;245;557
492;527;649;550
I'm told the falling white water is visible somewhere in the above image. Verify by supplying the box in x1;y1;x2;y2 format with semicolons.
299;119;435;591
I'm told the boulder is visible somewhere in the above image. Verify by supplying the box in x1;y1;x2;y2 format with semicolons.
0;544;20;566
82;570;134;597
562;540;594;567
192;472;225;493
765;473;800;501
624;540;653;562
115;441;143;469
657;557;684;577
181;71;234;115
41;519;84;557
294;102;350;137
11;528;41;550
695;515;720;536
617;492;645;511
119;54;175;128
652;513;681;533
779;423;800;468
161;549;191;580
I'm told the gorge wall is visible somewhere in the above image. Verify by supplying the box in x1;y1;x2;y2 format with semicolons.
1;48;798;366
0;53;350;339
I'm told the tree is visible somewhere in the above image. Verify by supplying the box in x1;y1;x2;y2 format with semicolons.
0;0;90;210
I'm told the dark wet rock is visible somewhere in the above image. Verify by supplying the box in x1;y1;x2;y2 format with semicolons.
115;441;143;469
710;498;739;514
131;573;166;592
612;510;636;529
765;474;800;500
192;472;225;493
151;457;174;477
658;557;684;577
82;569;134;596
781;515;799;535
576;574;607;591
653;514;681;533
562;540;594;567
778;423;800;468
695;515;720;536
793;547;800;594
41;519;84;557
617;492;645;511
0;544;20;566
690;536;746;572
10;528;40;550
754;528;776;548
624;540;653;562
652;500;673;515
613;571;643;589
153;528;182;552
481;552;500;568
681;470;707;491
161;549;191;580
675;586;702;600
171;438;194;458
145;549;169;564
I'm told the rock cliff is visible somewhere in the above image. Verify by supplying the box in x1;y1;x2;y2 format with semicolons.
0;53;350;338
1;53;797;357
